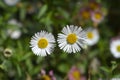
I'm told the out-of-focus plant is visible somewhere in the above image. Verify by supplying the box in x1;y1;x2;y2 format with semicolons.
0;0;120;80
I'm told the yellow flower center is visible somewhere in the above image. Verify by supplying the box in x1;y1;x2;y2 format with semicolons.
116;45;120;52
42;75;51;80
38;38;48;49
87;32;94;39
95;13;102;20
72;71;80;80
67;33;77;44
82;11;90;19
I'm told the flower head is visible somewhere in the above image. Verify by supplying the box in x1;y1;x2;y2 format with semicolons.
9;30;22;39
68;66;81;80
110;37;120;58
40;69;56;80
4;0;19;6
3;48;13;57
91;10;104;24
7;29;22;39
57;25;87;53
30;31;55;56
80;7;91;20
7;19;22;39
68;66;86;80
85;27;99;46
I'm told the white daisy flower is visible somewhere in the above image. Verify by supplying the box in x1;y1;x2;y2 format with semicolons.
110;39;120;58
7;29;21;39
30;31;55;56
10;30;21;39
57;25;87;53
86;27;99;46
7;19;22;39
4;0;19;6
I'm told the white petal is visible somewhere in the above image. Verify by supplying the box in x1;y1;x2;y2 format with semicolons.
57;25;87;53
30;31;55;56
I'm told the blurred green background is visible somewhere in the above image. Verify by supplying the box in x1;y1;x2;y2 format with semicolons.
0;0;120;80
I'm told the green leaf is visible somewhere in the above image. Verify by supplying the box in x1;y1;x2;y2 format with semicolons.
58;63;69;73
17;41;23;52
20;52;32;61
0;1;6;8
38;5;48;18
111;61;118;71
31;66;41;75
20;8;26;20
26;59;33;74
16;64;22;77
1;30;7;40
0;60;12;71
58;8;69;19
113;74;120;78
0;64;7;71
100;66;110;73
39;12;53;31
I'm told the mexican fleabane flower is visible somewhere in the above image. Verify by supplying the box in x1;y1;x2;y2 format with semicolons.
9;29;21;39
91;10;104;24
80;7;90;20
30;31;55;56
110;38;120;58
7;19;22;39
85;27;99;46
57;25;87;53
39;69;56;80
68;66;86;80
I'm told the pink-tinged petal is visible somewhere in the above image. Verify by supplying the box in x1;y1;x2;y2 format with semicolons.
41;69;46;75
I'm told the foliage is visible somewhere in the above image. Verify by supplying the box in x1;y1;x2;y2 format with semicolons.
0;0;120;80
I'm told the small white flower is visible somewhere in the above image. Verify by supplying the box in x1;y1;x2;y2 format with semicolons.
86;27;99;46
30;31;55;56
8;29;21;39
7;19;22;39
4;0;19;6
110;39;120;58
91;10;104;24
10;30;21;39
57;25;87;53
